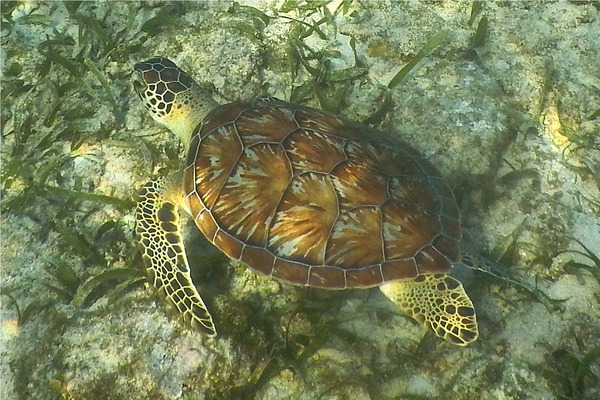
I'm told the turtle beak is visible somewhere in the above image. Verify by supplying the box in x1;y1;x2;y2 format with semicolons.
131;69;147;100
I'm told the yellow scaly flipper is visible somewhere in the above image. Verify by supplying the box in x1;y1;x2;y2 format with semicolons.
380;274;478;346
136;177;216;336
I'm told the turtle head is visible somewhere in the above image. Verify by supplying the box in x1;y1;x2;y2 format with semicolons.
133;57;217;148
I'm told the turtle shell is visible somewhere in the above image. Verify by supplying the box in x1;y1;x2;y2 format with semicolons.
183;98;461;289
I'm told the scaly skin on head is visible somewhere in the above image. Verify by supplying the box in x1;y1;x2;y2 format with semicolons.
132;57;218;149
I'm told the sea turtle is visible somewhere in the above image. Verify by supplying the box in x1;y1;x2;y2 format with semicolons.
132;57;479;346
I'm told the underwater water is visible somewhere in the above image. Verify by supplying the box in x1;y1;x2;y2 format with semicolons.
1;1;599;399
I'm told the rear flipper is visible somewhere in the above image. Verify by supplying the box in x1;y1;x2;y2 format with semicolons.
380;274;479;346
136;178;216;336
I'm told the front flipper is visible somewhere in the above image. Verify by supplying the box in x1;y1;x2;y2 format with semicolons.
380;274;478;346
136;178;216;336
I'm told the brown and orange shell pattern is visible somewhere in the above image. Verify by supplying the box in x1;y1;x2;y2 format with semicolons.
183;98;462;289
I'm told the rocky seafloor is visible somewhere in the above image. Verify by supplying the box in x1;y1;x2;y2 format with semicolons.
1;1;599;399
